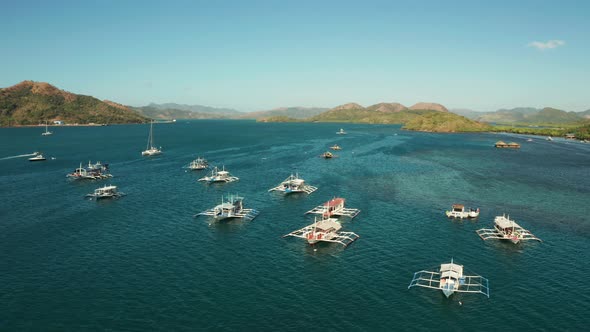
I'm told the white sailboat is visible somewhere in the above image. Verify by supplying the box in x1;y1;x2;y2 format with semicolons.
41;121;52;136
141;121;162;156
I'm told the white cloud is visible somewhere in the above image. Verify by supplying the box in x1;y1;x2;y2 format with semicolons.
528;40;565;50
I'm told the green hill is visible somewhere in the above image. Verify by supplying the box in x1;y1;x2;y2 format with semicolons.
0;81;147;126
402;112;491;132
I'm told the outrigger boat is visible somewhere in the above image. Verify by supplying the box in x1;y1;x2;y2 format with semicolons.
29;152;47;162
283;216;359;247
305;197;360;219
85;185;124;200
476;214;541;244
445;204;479;219
198;166;239;183
408;259;490;298
67;161;112;180
141;121;162;156
330;144;342;150
186;157;208;170
268;173;317;195
337;128;347;135
194;194;259;222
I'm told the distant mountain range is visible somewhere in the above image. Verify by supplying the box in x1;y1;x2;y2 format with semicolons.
0;81;147;126
453;107;589;124
236;107;328;120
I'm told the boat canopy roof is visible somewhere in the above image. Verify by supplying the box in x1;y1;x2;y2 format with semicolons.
440;263;463;277
314;218;342;232
97;185;117;191
326;198;345;207
289;179;304;185
494;215;521;229
217;171;229;175
452;204;464;209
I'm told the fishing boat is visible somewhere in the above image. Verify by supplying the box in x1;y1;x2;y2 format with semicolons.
321;151;335;159
283;216;359;247
445;204;479;219
476;214;542;244
198;166;239;183
67;161;112;180
186;157;208;170
268;173;317;194
41;122;52;136
408;259;490;298
330;144;342;150
85;185;123;200
141;121;162;156
28;153;46;162
194;194;259;222
305;197;360;219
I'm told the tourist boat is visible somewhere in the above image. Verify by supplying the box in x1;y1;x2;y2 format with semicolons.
445;204;479;219
283;216;359;247
187;157;208;170
336;128;347;135
330;144;342;150
268;173;318;195
321;151;335;159
28;153;46;162
476;214;542;244
67;161;112;180
142;121;162;156
194;194;259;222
41;122;52;136
408;259;490;298
305;197;360;219
198;166;239;183
85;185;123;200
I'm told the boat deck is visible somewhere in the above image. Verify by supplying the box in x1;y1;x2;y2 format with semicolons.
476;228;542;242
196;208;259;221
305;205;360;219
283;223;359;247
268;184;318;194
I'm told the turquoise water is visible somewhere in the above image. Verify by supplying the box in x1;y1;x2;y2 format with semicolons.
1;121;589;331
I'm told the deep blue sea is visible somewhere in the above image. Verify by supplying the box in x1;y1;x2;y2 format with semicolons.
1;121;589;331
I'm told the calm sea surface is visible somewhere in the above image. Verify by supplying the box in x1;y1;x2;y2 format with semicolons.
1;121;589;331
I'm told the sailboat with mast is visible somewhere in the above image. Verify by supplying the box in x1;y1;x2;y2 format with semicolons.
141;120;162;156
41;121;52;136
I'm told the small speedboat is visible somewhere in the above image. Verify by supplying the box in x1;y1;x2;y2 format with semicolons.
29;153;46;162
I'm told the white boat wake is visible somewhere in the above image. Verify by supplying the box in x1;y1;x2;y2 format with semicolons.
0;153;38;160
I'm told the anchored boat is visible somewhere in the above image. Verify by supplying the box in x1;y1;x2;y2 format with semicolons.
321;151;335;159
445;204;479;219
67;161;112;180
305;197;360;219
476;214;542;244
330;144;342;150
283;216;359;247
268;173;317;195
41;121;53;136
408;259;490;298
187;157;208;170
86;185;124;200
195;194;259;222
336;128;347;135
198;166;239;183
142;121;162;156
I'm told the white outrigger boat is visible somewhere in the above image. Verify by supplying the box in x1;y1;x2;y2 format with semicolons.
305;197;360;219
476;214;541;244
67;161;112;180
337;128;347;135
330;144;342;150
283;216;359;247
408;259;490;298
268;173;317;195
198;166;239;183
29;152;47;162
186;157;208;170
445;204;479;219
86;185;124;200
194;194;259;222
141;121;162;156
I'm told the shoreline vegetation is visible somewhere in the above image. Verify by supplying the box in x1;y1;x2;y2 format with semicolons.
1;81;588;140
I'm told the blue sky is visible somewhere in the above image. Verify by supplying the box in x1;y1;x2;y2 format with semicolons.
1;0;588;111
